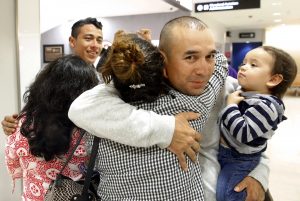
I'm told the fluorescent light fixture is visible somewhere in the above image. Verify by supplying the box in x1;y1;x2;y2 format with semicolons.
274;19;282;23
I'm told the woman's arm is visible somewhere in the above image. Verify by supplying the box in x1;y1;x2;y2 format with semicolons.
68;83;175;148
5;131;23;180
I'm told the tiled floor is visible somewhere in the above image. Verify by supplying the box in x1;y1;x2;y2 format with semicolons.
266;95;300;201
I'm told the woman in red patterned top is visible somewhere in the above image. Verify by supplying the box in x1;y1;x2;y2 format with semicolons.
5;55;99;201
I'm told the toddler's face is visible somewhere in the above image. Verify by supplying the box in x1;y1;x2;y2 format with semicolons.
237;48;274;93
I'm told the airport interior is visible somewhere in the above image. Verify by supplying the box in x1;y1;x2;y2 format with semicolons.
1;0;300;200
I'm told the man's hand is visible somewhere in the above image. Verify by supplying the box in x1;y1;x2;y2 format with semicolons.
137;28;152;42
167;112;202;171
1;114;18;136
234;176;265;201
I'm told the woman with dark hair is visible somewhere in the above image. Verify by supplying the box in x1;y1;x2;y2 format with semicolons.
5;55;99;201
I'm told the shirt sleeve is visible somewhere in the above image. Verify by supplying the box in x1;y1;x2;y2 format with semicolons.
209;51;229;94
68;84;175;148
5;131;23;180
187;51;228;131
220;100;279;143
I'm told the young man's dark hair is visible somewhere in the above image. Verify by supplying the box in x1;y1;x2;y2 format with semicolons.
71;17;103;38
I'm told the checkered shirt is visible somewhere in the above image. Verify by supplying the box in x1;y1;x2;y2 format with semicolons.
87;52;228;200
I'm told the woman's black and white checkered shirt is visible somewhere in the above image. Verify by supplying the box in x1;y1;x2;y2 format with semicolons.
86;52;228;200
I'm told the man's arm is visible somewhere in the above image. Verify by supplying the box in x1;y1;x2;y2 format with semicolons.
69;83;175;148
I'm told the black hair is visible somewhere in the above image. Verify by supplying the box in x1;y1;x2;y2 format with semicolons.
19;55;99;161
261;46;298;98
159;16;208;55
96;47;111;72
71;17;103;38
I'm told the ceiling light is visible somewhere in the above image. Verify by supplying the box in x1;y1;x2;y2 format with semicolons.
274;19;282;23
273;12;281;16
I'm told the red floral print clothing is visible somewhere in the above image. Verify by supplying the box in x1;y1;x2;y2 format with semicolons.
5;119;89;201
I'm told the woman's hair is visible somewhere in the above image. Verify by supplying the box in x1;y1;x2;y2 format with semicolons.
19;55;99;161
101;33;165;103
261;46;298;98
96;30;126;72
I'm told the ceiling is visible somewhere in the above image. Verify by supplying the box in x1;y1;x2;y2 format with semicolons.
40;0;300;33
193;0;300;30
40;0;179;33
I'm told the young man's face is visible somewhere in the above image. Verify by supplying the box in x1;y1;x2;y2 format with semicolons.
163;27;216;96
69;24;103;64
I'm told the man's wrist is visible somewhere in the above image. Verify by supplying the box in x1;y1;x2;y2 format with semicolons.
248;173;268;191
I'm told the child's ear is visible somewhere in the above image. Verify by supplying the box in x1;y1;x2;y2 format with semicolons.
267;74;283;88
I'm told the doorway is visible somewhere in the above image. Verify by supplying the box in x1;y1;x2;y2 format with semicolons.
232;42;262;71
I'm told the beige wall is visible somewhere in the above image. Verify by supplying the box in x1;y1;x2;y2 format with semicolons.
191;13;227;52
265;24;300;73
0;0;20;200
0;0;41;200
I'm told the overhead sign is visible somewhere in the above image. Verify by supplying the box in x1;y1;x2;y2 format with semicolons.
239;32;256;38
195;0;260;13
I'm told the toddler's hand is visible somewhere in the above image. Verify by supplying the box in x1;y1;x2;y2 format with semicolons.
227;90;245;105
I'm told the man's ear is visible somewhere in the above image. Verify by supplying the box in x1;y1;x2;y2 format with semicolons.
267;74;283;88
69;36;75;48
159;50;168;78
163;67;168;78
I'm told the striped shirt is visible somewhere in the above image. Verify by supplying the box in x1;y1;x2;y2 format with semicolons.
219;93;286;154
